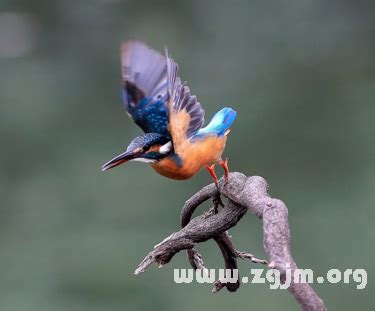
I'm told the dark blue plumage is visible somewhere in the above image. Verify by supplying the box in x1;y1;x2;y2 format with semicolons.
121;40;205;140
126;133;169;152
121;40;170;138
123;95;170;137
102;40;237;185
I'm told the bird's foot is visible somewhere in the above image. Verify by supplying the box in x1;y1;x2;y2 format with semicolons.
212;192;225;208
205;193;225;218
206;164;219;188
212;192;225;210
219;158;230;183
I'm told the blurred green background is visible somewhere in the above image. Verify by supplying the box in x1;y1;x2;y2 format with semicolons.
0;0;373;310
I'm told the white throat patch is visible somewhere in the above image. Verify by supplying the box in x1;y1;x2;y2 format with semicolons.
159;141;172;154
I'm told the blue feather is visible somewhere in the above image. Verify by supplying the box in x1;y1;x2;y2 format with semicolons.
125;96;170;137
194;107;237;138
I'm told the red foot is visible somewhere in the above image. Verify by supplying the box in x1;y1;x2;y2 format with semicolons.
219;158;230;183
206;164;219;187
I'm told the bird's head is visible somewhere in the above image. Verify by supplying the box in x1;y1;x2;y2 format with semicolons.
101;133;172;171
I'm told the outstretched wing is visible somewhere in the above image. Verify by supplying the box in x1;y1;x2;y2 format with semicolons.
166;51;205;152
121;40;170;136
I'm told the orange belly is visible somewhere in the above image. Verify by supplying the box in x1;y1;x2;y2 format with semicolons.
150;135;227;180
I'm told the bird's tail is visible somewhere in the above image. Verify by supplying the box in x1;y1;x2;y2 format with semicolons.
195;107;237;137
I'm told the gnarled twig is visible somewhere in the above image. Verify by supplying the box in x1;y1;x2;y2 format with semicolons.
135;172;326;311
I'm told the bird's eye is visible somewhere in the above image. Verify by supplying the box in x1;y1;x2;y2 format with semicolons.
146;145;162;153
143;145;154;153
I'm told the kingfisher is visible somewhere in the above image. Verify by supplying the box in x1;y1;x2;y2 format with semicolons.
101;40;237;186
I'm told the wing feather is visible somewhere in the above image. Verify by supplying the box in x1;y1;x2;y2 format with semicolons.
121;40;168;106
121;40;169;135
119;40;205;141
166;51;205;139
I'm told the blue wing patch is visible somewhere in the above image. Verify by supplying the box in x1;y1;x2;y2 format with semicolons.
124;95;170;137
121;40;169;136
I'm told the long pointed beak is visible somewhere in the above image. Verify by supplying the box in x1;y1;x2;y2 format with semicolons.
101;150;135;171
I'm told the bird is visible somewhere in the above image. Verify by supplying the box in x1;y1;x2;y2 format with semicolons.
101;40;237;186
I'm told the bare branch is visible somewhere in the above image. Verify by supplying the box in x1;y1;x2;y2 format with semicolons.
135;172;326;311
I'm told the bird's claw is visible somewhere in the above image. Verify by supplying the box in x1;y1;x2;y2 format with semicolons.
212;193;225;209
219;158;230;184
206;158;230;188
206;164;219;188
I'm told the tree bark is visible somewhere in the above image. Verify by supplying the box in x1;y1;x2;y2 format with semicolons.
135;172;326;311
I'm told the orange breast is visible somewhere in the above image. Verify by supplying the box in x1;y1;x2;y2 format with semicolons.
150;135;227;180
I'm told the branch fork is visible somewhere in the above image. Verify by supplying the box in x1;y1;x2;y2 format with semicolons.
135;172;326;311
